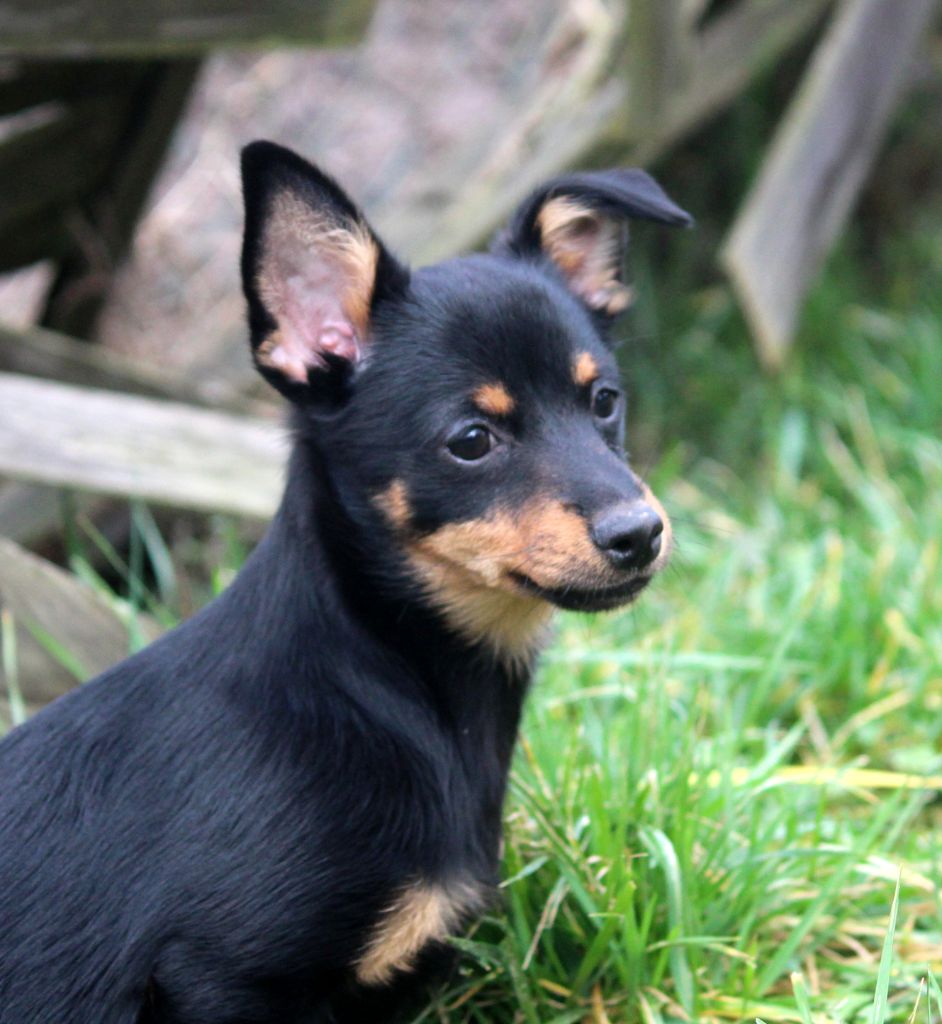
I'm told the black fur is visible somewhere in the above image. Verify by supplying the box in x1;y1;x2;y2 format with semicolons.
0;142;689;1023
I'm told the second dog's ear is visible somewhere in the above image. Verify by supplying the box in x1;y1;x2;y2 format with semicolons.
241;141;408;404
494;170;691;317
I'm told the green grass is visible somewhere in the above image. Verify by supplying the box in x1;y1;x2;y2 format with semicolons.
7;210;942;1022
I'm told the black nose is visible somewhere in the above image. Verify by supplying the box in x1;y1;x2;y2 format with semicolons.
590;504;663;571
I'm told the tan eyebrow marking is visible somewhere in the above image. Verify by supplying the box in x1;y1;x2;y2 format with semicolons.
572;351;599;387
472;382;515;417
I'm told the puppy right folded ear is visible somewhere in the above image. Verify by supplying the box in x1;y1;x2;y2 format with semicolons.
241;141;408;405
493;169;691;319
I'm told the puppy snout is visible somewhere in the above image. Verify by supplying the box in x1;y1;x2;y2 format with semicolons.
590;503;663;572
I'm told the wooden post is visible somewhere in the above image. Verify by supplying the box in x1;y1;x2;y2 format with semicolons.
0;0;376;55
722;0;938;368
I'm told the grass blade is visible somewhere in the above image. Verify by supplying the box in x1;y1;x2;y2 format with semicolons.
1;607;27;727
790;971;814;1024
640;828;694;1017
870;871;901;1024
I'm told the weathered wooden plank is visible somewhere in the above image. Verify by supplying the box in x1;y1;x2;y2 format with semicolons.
0;483;104;547
0;374;285;519
0;0;376;56
0;536;160;723
0;317;275;545
634;0;834;158
626;0;691;138
590;0;832;161
0;321;267;410
721;0;937;368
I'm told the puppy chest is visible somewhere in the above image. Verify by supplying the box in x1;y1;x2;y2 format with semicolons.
354;879;485;987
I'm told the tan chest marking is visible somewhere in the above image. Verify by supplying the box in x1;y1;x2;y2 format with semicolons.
355;881;483;987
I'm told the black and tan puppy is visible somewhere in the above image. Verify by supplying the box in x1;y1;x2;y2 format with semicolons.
0;142;689;1022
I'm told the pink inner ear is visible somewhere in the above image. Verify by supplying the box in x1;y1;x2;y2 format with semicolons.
267;265;362;382
255;196;377;384
537;199;632;315
259;261;362;384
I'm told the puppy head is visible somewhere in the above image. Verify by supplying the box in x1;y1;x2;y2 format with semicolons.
241;142;690;663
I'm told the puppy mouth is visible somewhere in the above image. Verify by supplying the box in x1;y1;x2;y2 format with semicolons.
509;572;652;612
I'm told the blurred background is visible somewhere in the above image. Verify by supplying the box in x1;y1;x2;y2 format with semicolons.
1;2;941;1021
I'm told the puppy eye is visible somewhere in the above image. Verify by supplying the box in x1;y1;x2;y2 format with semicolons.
447;425;494;462
592;388;620;420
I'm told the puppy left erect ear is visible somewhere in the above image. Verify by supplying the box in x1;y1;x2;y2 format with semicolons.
241;141;408;404
494;169;692;317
